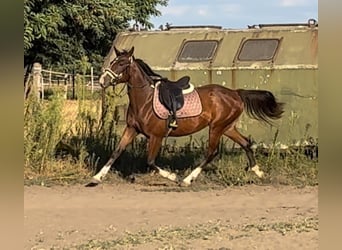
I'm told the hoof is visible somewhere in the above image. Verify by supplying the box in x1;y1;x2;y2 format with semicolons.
156;167;178;182
85;178;101;187
256;171;265;178
167;173;178;182
251;165;265;178
179;179;192;187
150;170;157;176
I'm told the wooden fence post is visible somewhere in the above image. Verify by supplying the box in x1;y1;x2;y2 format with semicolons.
49;69;52;87
32;62;42;100
69;74;73;100
72;69;75;99
90;67;94;94
64;74;68;99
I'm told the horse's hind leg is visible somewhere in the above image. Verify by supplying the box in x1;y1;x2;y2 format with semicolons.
182;129;222;186
224;126;264;178
147;136;178;182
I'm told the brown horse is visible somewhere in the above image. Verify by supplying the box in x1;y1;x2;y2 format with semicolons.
87;46;284;187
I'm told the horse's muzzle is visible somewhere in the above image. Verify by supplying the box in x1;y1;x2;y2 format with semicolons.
99;69;122;88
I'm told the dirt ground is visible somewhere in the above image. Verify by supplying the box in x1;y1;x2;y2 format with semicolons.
24;182;318;250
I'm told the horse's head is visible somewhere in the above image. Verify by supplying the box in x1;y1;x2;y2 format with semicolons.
99;46;134;88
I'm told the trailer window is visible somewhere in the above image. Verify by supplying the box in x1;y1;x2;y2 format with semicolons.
237;39;280;61
178;40;218;62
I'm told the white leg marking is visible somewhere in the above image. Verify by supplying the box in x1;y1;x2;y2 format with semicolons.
92;165;111;182
156;167;177;182
251;164;264;178
182;167;202;186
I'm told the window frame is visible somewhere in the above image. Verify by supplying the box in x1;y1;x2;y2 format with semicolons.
235;38;282;62
177;40;219;62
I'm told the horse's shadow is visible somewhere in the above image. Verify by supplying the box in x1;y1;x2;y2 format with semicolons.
85;139;205;179
57;134;205;180
95;143;204;179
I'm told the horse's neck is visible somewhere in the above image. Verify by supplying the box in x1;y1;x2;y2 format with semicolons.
127;64;153;111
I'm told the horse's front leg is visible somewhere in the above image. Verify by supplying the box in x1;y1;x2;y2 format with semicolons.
147;136;178;182
86;126;137;187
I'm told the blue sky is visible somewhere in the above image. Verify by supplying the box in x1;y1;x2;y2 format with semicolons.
149;0;318;29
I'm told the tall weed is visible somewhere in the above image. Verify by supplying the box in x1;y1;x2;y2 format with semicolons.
24;88;65;173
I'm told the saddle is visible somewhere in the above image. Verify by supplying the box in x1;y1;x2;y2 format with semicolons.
158;76;191;112
158;76;191;129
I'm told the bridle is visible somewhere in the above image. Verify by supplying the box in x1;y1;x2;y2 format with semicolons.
101;68;122;82
100;56;149;89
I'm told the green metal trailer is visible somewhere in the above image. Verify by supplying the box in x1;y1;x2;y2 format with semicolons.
103;19;318;147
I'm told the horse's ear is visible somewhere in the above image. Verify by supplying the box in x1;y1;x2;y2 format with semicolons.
114;46;121;56
128;46;134;57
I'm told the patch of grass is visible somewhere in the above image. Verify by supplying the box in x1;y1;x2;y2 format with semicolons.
70;216;318;249
242;216;318;235
24;158;92;186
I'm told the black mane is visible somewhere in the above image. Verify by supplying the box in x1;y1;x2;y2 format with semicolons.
134;58;165;81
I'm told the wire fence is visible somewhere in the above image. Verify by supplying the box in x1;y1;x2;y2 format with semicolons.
25;63;102;100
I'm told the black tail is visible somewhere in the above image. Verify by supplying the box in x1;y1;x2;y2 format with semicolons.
237;89;285;125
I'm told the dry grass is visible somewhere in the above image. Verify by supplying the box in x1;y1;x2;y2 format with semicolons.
70;216;318;249
24;158;92;186
61;100;102;132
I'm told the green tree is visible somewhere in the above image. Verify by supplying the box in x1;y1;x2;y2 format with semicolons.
24;0;167;73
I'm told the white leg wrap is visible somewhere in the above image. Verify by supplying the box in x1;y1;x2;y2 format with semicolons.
251;165;264;178
182;167;202;186
92;165;111;182
156;167;177;182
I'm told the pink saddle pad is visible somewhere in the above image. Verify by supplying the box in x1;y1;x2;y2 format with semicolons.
152;84;202;120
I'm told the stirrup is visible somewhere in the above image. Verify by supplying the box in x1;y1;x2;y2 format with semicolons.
169;120;178;128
